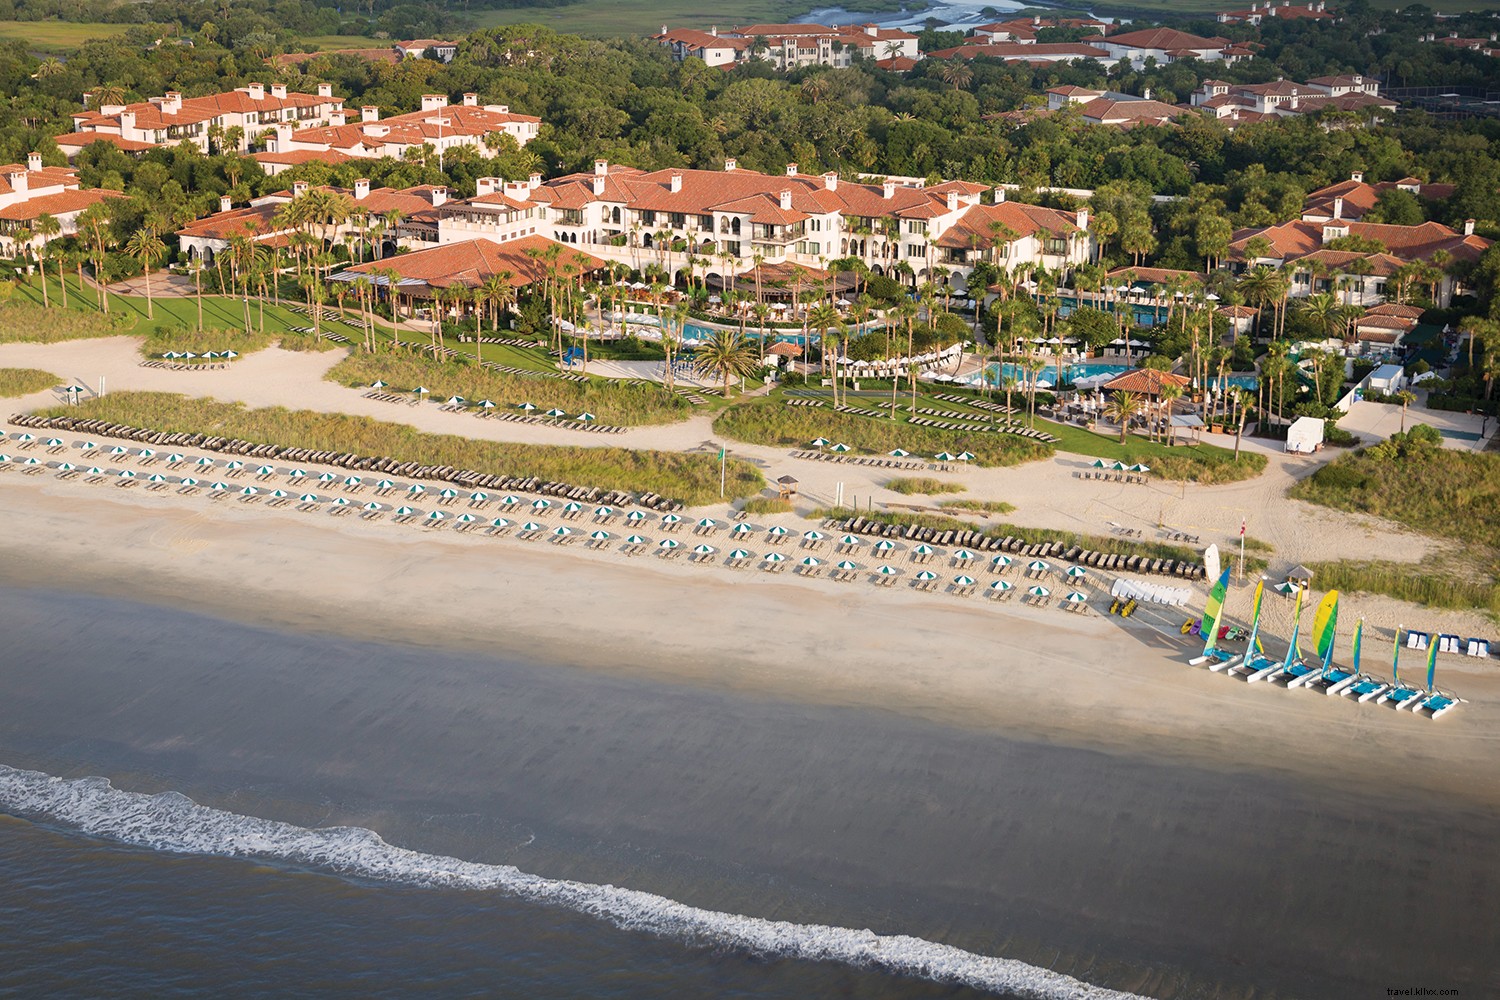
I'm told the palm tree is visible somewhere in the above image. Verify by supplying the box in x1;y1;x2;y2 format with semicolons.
806;302;840;379
189;258;206;331
1482;348;1500;401
1299;292;1341;341
1157;383;1183;445
125;228;167;320
1106;391;1142;444
1232;388;1253;459
76;203;114;313
693;331;759;397
32;213;60;306
1395;389;1416;433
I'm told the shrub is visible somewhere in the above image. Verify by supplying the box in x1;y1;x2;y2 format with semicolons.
0;367;59;397
742;497;792;515
0;301;128;343
1306;561;1500;619
141;326;279;361
886;476;965;495
938;499;1016;514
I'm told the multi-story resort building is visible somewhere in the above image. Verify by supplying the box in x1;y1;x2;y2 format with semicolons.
1191;76;1395;122
0;154;121;253
655;23;920;70
259;93;541;163
62;83;345;154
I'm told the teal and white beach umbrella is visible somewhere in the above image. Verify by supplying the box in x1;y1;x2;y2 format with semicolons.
803;530;824;541
226;461;244;471
44;437;63;447
546;408;567;418
837;560;858;571
830;443;851;453
240;486;258;496
318;473;337;483
501;495;521;506
954;575;976;587
222;350;239;359
840;534;862;546
289;469;309;479
426;510;445;521
1131;463;1151;473
889;449;910;457
165;453;185;463
518;402;536;411
811;437;830;448
1066;566;1088;578
552;525;571;536
470;491;489;502
577;412;596;422
300;493;320;503
491;517;511;528
370;380;387;389
1065;591;1088;603
874;539;896;552
117;469;136;479
563;501;583;513
57;462;74;472
697;517;717;528
934;451;956;462
626;534;648;544
137;448;155;459
20;457;39;466
732;523;755;534
991;555;1012;568
446;396;465;406
332;497;349;507
87;467;106;476
659;538;680;549
626;510;646;521
79;442;98;451
953;548;975;561
1111;461;1128;471
801;556;821;567
594;505;615;516
990;580;1013;592
209;482;229;491
180;477;198;487
345;475;363;487
522;521;543;532
395;506;415;516
532;498;551;509
915;570;938;581
956;451;975;462
458;514;477;524
478;400;496;409
693;544;715;555
1029;585;1051;597
148;473;166;483
1028;560;1050;572
661;513;682;524
439;487;459;498
767;525;788;537
591;530;611;541
407;484;426;495
196;456;215;466
730;549;752;559
877;565;900;576
1091;459;1107;468
413;386;430;396
363;501;382;511
764;552;786;563
913;543;934;555
108;445;126;455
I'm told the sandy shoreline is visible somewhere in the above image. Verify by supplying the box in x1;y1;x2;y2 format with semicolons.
4;447;1498;809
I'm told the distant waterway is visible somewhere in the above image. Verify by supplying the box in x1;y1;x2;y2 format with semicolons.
804;1;1032;31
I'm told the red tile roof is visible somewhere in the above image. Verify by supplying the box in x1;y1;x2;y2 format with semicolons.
1101;368;1191;395
51;132;158;153
341;236;602;290
1105;28;1227;50
0;187;120;221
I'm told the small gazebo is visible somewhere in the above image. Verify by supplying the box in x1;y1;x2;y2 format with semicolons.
1285;564;1314;592
776;475;800;500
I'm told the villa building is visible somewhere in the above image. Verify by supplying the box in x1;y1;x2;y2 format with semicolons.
654;23;920;70
67;83;345;153
970;16;1107;43
1045;87;1188;125
393;40;458;62
1191;77;1394;122
0;154;121;253
336;235;604;303
926;42;1116;67
259;94;541;163
1300;171;1456;222
1096;28;1242;68
1217;2;1334;25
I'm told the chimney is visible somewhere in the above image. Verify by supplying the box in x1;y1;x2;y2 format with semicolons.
661;24;667;34
822;172;837;191
118;111;135;131
6;170;24;195
865;24;877;36
362;105;379;122
504;181;531;202
354;179;370;200
162;91;182;115
529;172;541;190
431;186;447;207
593;175;606;197
1351;170;1364;182
329;111;347;126
786;162;798;176
882;180;895;199
946;191;958;212
219;195;231;213
1143;87;1152;100
724;158;737;171
1333;197;1344;219
780;189;792;210
594;158;608;176
710;25;718;37
463;92;478;106
669;171;683;193
293;181;309;197
421;94;448;112
247;82;265;100
26;152;41;172
477;177;498;196
1464;219;1476;236
994;187;1006;203
318;83;332;98
271;83;288;100
1076;207;1089;231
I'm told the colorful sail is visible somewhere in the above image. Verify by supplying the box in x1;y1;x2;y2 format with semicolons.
1426;637;1438;691
1392;625;1402;685
1282;588;1305;668
1351;618;1364;674
1314;590;1340;674
1243;580;1265;660
1201;568;1232;656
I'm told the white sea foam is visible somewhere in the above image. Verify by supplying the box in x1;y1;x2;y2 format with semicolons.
0;765;1147;1000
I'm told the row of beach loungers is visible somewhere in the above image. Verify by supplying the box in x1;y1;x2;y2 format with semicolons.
1076;470;1150;484
932;393;1017;415
784;399;825;408
139;360;231;371
834;404;889;419
788;450;930;471
359;390;627;434
289;325;352;344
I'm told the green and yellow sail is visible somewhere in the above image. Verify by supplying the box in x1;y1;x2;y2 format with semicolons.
1201;567;1232;656
1314;590;1339;673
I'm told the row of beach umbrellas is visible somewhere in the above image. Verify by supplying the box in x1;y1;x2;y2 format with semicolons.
160;350;240;359
368;383;595;422
812;438;976;463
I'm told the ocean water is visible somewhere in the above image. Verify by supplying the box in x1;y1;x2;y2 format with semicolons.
1;583;1496;998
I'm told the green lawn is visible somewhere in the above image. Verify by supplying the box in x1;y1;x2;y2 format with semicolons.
11;276;315;340
294;35;391;51
471;0;808;37
0;20;130;52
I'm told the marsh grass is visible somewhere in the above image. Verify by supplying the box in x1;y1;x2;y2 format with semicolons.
40;392;762;505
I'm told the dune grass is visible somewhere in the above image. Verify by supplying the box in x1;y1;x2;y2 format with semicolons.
0;301;128;343
887;476;966;496
0;368;59;397
38;392;762;505
715;396;1052;468
1305;560;1500;619
742;497;793;515
328;353;691;427
938;499;1016;514
141;326;282;361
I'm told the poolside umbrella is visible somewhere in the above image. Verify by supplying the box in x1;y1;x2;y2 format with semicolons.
1066;566;1088;579
440;488;459;498
413;386;430;396
594;505;615;516
577;412;596;422
693;544;715;555
117;469;136;479
954;575;976;587
661;513;682;524
764;552;786;563
209;482;229;491
1091;459;1107;468
626;534;648;545
300;493;320;503
697;517;717;528
953;549;975;561
1028;560;1050;573
226;461;244;471
196;457;216;467
801;556;822;567
803;530;824;541
546;408;567;419
1065;591;1088;603
934;451;956;462
318;473;337;484
889;449;910;457
147;473;166;483
915;570;938;581
426;510;445;521
991;555;1012;568
492;518;511;528
180;477;198;487
345;476;362;487
458;514;478;524
1029;585;1051;597
766;525;788;537
446;396;465;406
522;521;543;532
395;506;415;516
591;530;612;541
811;437;830;448
407;484;426;495
732;523;755;535
240;486;258;496
108;445;127;455
991;580;1014;592
370;380;387;389
830;443;851;453
659;538;680;550
877;565;901;576
517;402;536;411
470;491;489;502
626;510;647;522
44;437;63;447
363;501;382;511
874;539;897;552
956;452;975;462
730;549;752;560
478;400;496;410
552;526;572;537
840;534;863;546
532;498;551;510
563;501;583;513
913;543;934;556
837;560;858;571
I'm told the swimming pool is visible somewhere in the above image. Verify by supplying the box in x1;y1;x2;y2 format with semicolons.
983;362;1129;386
1206;375;1260;392
681;322;885;347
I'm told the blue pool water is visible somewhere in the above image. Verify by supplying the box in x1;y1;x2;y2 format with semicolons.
681;322;884;347
984;362;1128;386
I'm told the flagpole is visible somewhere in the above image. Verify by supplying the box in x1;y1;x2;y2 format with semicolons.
1238;517;1246;583
719;447;725;499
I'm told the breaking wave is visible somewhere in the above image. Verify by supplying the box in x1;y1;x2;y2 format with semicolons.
0;765;1145;1000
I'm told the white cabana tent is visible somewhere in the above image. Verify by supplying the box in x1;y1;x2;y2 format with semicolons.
1285;416;1325;454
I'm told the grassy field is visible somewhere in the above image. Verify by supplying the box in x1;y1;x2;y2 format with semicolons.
1305;560;1500;620
471;0;808;37
0;368;59;397
294;35;390;51
39;391;763;505
0;20;130;52
11;277;316;341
